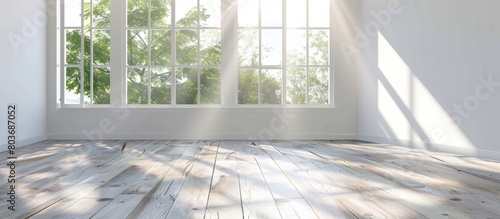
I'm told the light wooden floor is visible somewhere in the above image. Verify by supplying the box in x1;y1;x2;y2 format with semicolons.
1;140;500;218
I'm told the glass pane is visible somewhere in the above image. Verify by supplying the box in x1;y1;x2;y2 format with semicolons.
261;69;282;104
309;30;329;65
238;29;259;67
93;30;111;65
151;0;171;27
65;67;81;104
84;0;91;27
309;0;329;27
238;69;258;104
176;30;198;65
93;67;110;104
92;0;110;27
127;0;148;27
308;67;329;105
151;68;171;104
127;67;149;104
200;29;221;65
127;30;149;66
84;94;91;105
200;68;221;104
64;0;82;27
238;0;258;27
200;0;221;27
287;30;306;66
176;68;198;104
262;0;282;27
286;67;306;104
151;30;171;66
66;29;81;64
176;0;198;27
287;0;306;27
262;29;282;66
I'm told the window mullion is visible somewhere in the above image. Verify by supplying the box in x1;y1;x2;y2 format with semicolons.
282;0;287;105
329;0;333;106
90;1;94;105
171;0;177;105
60;0;66;105
197;0;201;105
258;0;262;105
110;0;124;106
80;0;85;106
221;0;238;106
306;0;310;105
148;0;152;105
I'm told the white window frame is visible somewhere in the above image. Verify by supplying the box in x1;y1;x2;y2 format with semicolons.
59;0;334;108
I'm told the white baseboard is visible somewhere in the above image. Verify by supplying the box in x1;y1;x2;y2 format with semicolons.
357;135;500;161
48;133;357;141
0;135;48;152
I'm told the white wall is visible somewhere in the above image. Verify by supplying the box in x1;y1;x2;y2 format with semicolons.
46;0;359;141
0;0;48;151
357;0;500;158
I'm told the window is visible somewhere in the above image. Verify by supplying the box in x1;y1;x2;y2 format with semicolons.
238;0;330;105
126;0;221;105
60;0;331;107
62;0;111;105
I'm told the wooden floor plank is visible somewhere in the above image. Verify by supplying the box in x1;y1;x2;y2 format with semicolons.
260;142;337;194
238;159;282;219
165;142;218;219
306;141;488;218
52;198;112;219
216;140;238;161
270;141;399;217
18;141;167;218
231;141;285;219
126;176;185;219
163;142;203;177
205;160;243;219
255;142;303;200
302;193;356;219
1;140;499;218
125;146;191;218
276;199;319;219
91;194;146;219
125;143;205;218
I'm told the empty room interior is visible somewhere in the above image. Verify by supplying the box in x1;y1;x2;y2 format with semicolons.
2;0;500;218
